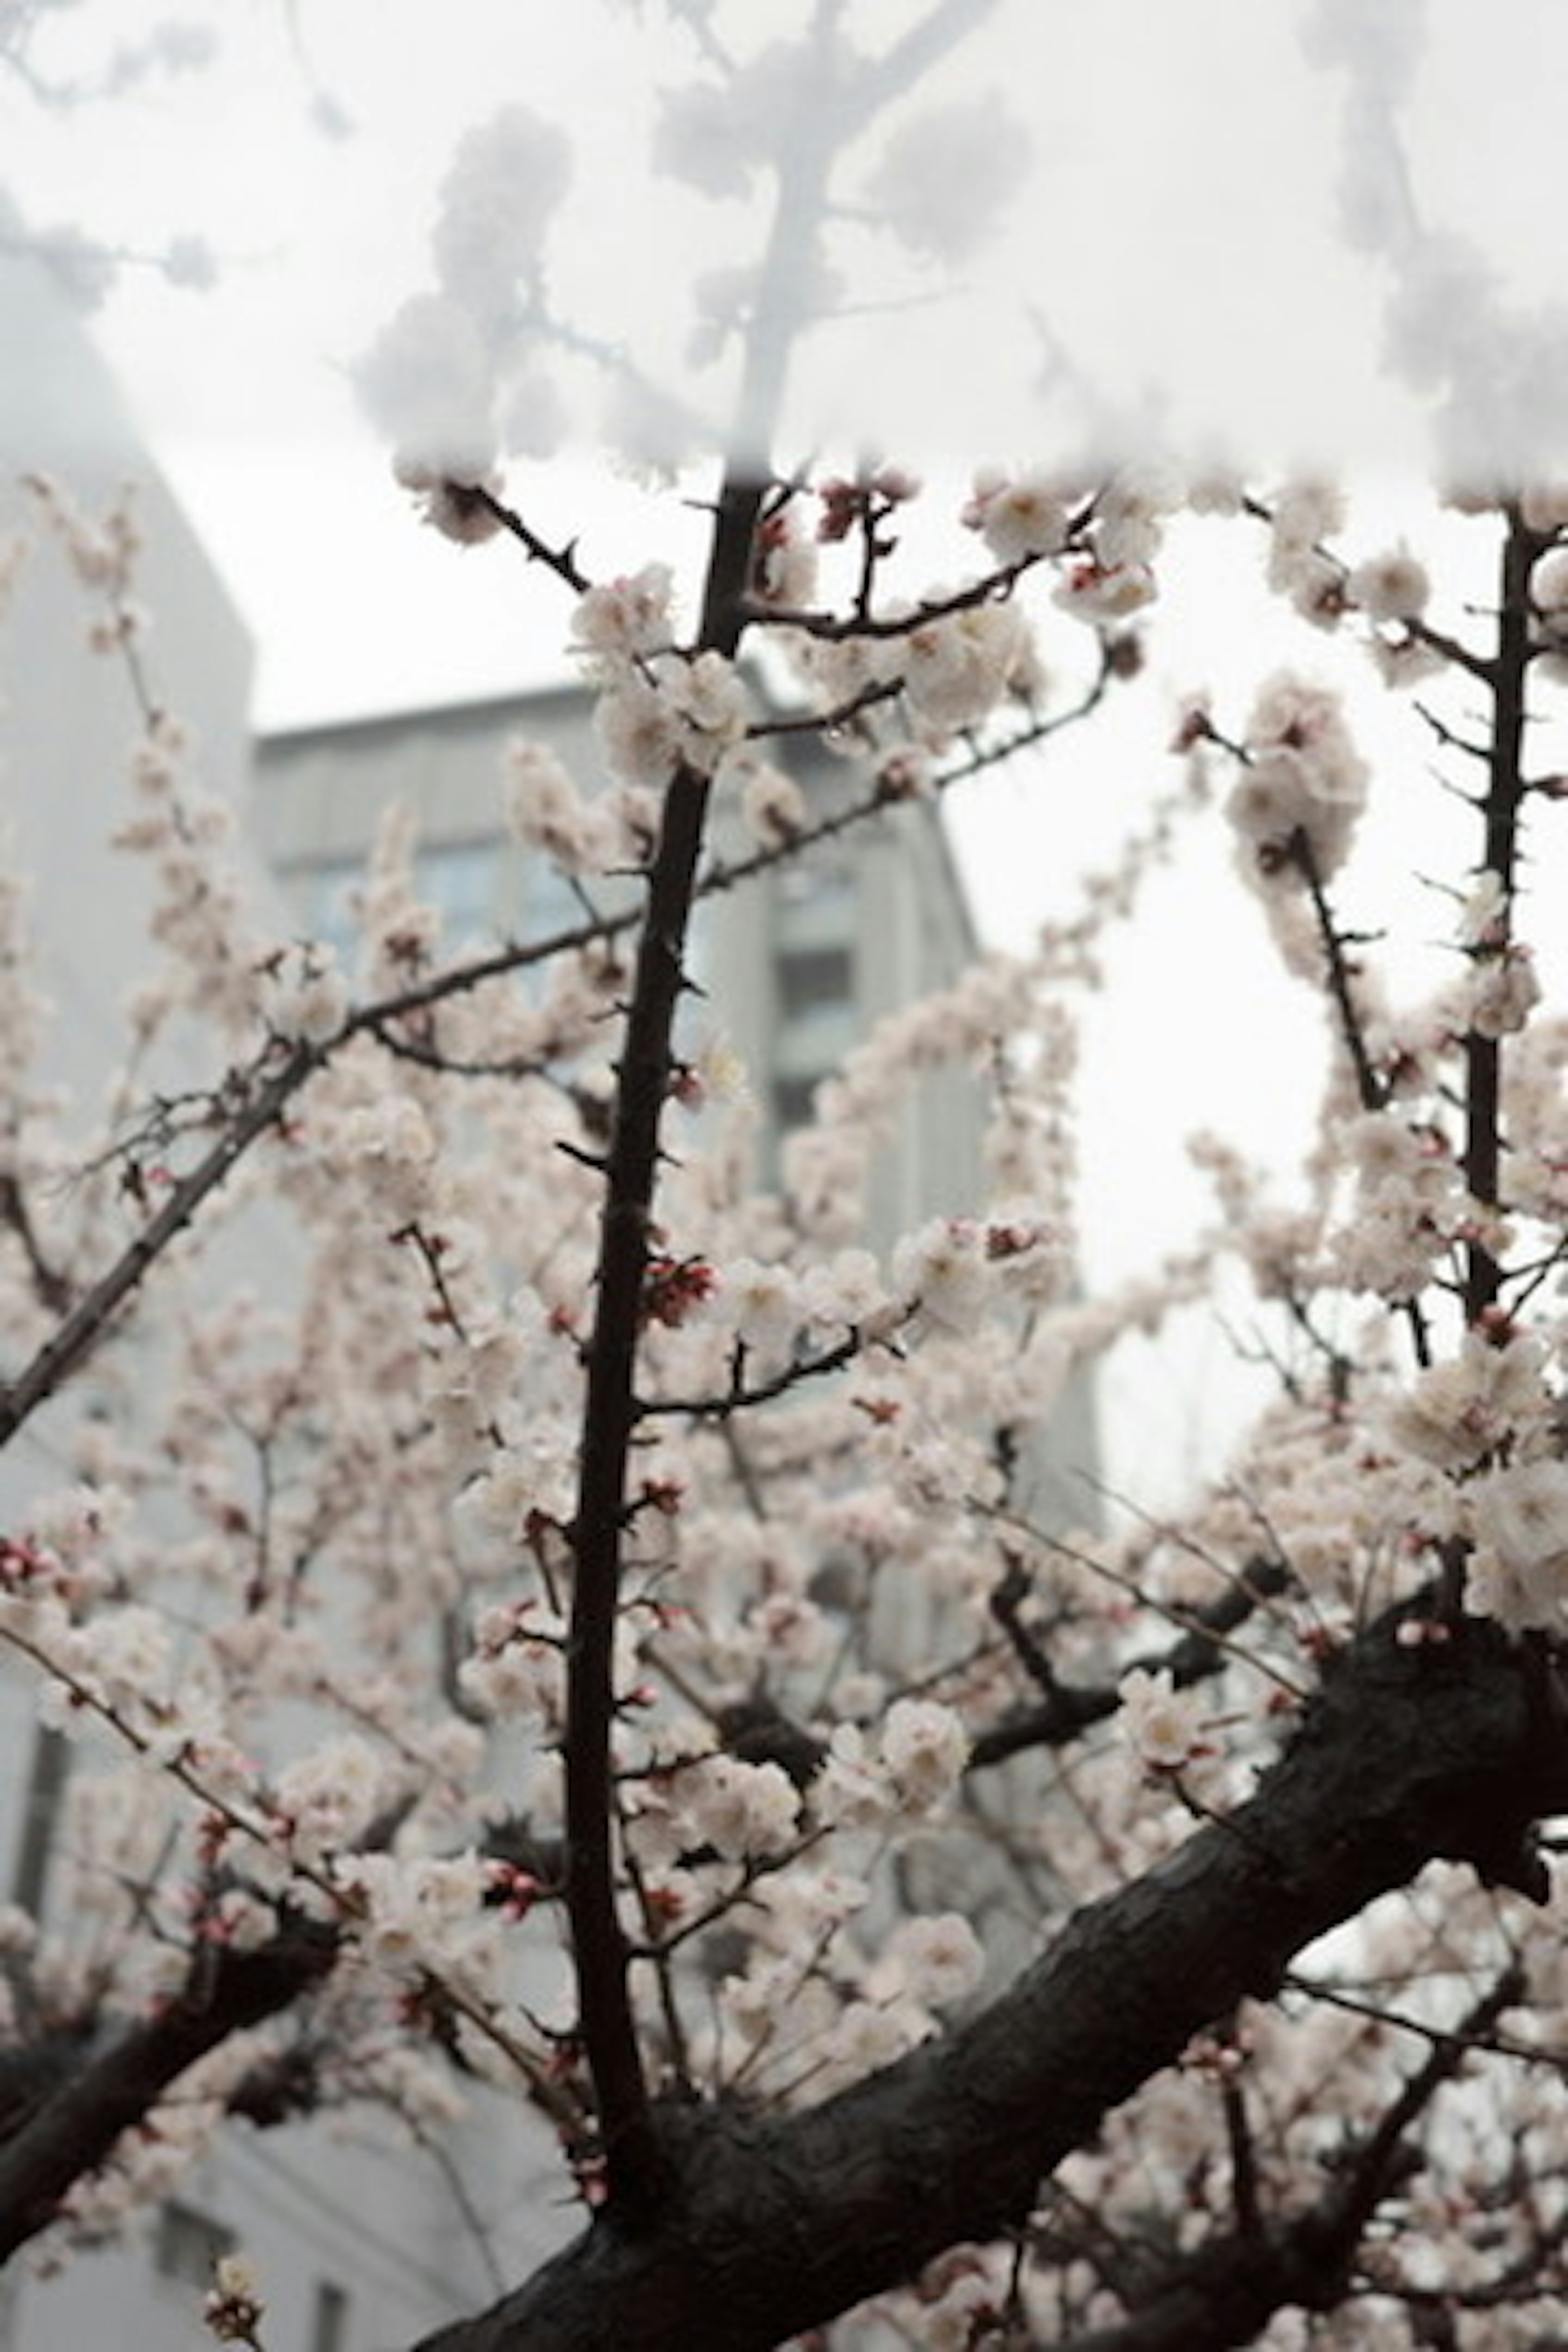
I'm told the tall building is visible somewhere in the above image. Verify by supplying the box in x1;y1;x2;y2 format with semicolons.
255;681;988;1244
256;683;1104;1998
0;209;1098;2339
0;210;505;2352
257;685;1101;1527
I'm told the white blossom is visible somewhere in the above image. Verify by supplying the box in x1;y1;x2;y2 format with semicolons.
682;1754;800;1860
900;600;1029;734
1119;1667;1207;1773
571;565;676;664
1227;672;1368;886
719;1258;802;1355
963;468;1070;565
596;675;686;788
893;1218;992;1334
1468;1459;1568;1631
264;949;350;1045
883;1913;984;2008
503;737;614;872
879;1698;968;1815
1347;544;1430;621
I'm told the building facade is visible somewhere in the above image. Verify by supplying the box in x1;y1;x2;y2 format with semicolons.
255;681;989;1245
0;216;503;2352
0;214;1098;2339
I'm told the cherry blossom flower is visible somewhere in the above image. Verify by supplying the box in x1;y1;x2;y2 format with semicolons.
962;468;1071;565
731;754;808;846
900;601;1030;735
571;564;676;664
596;676;687;789
681;1753;800;1861
203;2252;265;2344
1468;1459;1568;1631
503;737;615;873
263;947;350;1045
879;1698;969;1815
882;1913;985;2009
393;459;507;546
1383;1332;1551;1472
717;1257;802;1355
893;1218;993;1334
1347;544;1431;621
1118;1667;1208;1774
1227;672;1368;886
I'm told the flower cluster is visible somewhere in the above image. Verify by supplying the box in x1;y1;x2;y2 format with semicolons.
14;424;1568;2352
1226;672;1369;888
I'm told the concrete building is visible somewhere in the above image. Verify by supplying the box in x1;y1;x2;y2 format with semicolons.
0;211;503;2352
257;684;1102;1531
0;209;1098;2347
255;681;988;1245
256;688;1103;1927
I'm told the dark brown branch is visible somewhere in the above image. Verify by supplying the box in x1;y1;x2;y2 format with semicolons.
1463;504;1538;1326
563;476;766;2212
1288;827;1431;1370
633;1330;861;1423
0;1042;321;1446
969;1560;1291;1771
1218;2051;1262;2243
1403;612;1492;682
0;1172;72;1316
1287;826;1383;1115
749;561;1034;644
467;488;591;596
414;1611;1568;2351
0;1911;337;2261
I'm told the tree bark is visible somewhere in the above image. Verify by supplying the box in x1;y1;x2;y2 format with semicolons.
414;1613;1568;2351
0;1912;337;2260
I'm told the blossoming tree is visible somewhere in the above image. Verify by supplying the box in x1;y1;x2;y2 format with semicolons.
6;4;1568;2350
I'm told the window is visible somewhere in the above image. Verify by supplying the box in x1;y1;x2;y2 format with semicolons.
277;855;363;968
418;839;499;944
777;943;853;1020
154;2201;235;2289
777;855;854;921
773;1073;824;1134
312;2279;350;2352
517;851;582;943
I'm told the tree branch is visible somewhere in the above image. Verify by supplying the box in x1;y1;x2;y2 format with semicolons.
414;1611;1568;2350
1463;503;1538;1326
563;476;765;2212
1038;1965;1524;2352
0;1912;337;2261
969;1560;1291;1771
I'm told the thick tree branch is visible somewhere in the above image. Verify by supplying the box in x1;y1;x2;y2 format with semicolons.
414;1612;1568;2350
0;1912;336;2261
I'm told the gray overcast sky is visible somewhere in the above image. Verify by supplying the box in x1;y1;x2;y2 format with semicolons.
6;0;1567;726
6;0;1566;1500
